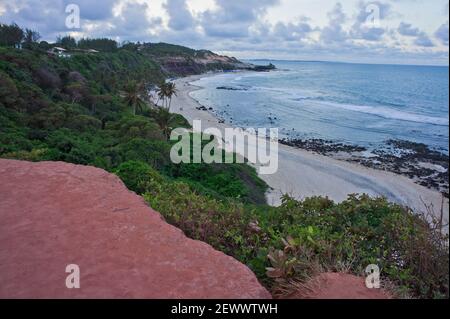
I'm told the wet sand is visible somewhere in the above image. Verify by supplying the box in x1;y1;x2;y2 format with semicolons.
171;73;449;223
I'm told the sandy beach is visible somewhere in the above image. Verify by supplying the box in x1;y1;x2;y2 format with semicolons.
172;73;449;223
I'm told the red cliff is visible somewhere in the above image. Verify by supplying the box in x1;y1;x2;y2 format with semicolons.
0;159;270;299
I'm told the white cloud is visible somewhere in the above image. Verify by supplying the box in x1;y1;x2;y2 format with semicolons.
320;3;348;43
414;32;435;47
398;22;420;37
164;0;195;31
0;0;448;65
435;22;449;45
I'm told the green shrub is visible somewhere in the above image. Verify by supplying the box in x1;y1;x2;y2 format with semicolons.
2;148;48;161
45;129;98;164
112;116;165;141
0;71;20;109
143;180;261;261
140;173;449;299
118;138;171;169
114;161;164;194
259;194;449;298
167;163;267;204
67;114;102;132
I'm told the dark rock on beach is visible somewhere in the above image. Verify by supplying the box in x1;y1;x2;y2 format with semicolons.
280;137;449;197
368;140;449;196
279;138;367;155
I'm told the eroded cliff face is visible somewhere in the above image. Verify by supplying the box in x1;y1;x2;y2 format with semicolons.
157;55;252;76
0;159;270;299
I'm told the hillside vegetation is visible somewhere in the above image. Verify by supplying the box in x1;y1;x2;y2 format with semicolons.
0;35;266;204
0;23;448;299
138;42;253;76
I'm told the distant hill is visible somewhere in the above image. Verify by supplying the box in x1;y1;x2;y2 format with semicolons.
137;42;255;76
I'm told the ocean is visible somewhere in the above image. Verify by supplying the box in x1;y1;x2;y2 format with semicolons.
189;60;449;154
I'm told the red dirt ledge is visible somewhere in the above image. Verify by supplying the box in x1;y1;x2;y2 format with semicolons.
285;273;392;299
0;159;270;299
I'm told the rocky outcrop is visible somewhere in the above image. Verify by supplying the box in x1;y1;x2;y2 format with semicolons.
0;159;270;299
158;56;251;77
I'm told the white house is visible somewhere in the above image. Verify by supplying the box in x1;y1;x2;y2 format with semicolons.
48;47;71;58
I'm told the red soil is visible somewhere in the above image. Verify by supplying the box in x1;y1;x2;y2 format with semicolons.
289;273;392;299
0;159;270;299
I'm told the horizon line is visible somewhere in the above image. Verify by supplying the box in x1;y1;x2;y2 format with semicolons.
242;58;450;68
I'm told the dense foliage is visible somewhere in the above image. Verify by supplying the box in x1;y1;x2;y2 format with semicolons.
77;38;118;52
141;42;198;57
113;161;449;299
0;23;25;47
0;37;267;204
1;24;448;299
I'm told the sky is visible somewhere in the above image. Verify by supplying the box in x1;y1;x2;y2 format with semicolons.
0;0;449;65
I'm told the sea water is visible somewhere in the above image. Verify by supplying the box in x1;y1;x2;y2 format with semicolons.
190;60;449;154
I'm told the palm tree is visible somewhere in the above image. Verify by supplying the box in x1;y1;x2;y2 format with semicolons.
121;81;147;115
156;83;167;108
157;82;177;111
165;82;177;110
153;107;177;140
154;81;179;139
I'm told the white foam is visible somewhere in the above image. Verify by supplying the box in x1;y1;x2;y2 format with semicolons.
308;100;449;126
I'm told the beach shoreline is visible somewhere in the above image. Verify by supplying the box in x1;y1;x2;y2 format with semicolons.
171;72;449;223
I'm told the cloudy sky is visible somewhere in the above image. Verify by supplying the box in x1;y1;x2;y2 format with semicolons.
1;0;449;65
